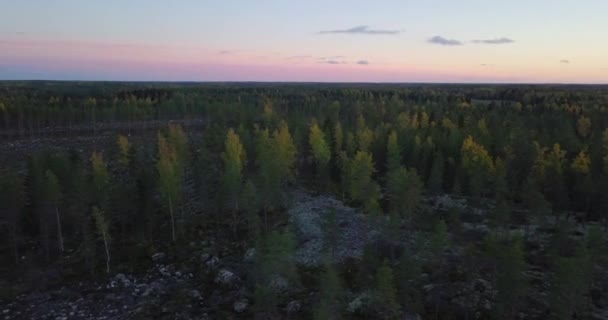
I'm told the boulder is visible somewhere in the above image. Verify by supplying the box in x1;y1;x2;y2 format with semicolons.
243;248;256;263
286;300;301;315
214;269;240;287
151;252;166;262
205;256;220;269
233;298;249;313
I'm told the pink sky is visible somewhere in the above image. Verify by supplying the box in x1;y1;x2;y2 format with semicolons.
1;37;606;83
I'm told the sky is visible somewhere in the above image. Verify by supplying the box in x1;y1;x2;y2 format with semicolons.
1;0;607;83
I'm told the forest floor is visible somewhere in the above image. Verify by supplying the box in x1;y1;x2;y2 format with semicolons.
1;191;608;319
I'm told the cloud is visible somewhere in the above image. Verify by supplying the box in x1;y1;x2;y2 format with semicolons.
325;60;342;64
480;64;495;67
219;50;235;55
357;60;369;65
472;37;514;44
428;36;463;46
286;55;312;60
319;25;401;35
560;59;570;64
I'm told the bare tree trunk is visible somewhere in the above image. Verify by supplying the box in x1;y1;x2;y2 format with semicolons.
56;206;64;253
101;230;110;274
169;197;176;242
11;227;19;265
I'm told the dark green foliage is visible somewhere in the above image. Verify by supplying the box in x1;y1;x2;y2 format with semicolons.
314;259;343;320
495;236;527;319
549;244;590;320
374;261;401;319
3;83;608;319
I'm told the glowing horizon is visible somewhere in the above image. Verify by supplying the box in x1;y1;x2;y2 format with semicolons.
1;1;607;83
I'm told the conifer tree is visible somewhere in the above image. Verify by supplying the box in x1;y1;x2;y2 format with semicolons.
387;167;422;223
241;179;260;242
309;123;331;174
222;128;245;211
334;121;344;156
349;151;381;214
0;171;24;264
374;261;401;319
550;244;590;320
427;151;444;195
461;135;494;198
386;131;401;173
92;206;111;274
45;170;64;253
273;120;297;184
156;133;180;242
91;151;109;209
495;236;527;319
314;258;343;320
117;134;130;167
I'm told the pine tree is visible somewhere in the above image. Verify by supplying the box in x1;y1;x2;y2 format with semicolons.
253;229;298;316
156;133;180;242
571;150;592;213
494;157;508;201
167;123;189;173
386;131;401;173
387;167;422;223
255;128;279;213
603;129;608;175
495;236;527;319
91;151;109;209
461;135;494;198
334;121;344;156
309;123;331;174
241;179;260;242
45;170;64;253
374;261;401;319
273;120;297;184
550;244;590;320
117;134;130;167
0;171;24;264
430;219;449;259
427;152;444;195
349;151;381;214
356;115;374;152
92;206;111;274
222;128;245;211
314;259;343;320
576;115;591;139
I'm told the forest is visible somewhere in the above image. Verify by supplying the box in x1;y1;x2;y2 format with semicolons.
1;81;608;319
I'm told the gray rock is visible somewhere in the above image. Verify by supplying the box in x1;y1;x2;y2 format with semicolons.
151;252;166;262
158;266;171;277
189;289;202;300
347;292;371;313
200;253;211;263
286;300;301;314
233;298;248;313
269;275;289;293
114;273;131;287
214;269;240;287
243;248;256;263
205;256;220;269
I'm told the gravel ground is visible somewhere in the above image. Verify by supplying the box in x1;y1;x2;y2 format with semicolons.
288;190;378;267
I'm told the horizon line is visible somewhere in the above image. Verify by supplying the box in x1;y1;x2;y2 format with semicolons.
1;79;607;86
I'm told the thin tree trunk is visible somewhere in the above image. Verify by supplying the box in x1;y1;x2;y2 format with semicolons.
11;227;18;265
169;197;176;242
102;230;110;274
56;206;64;253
